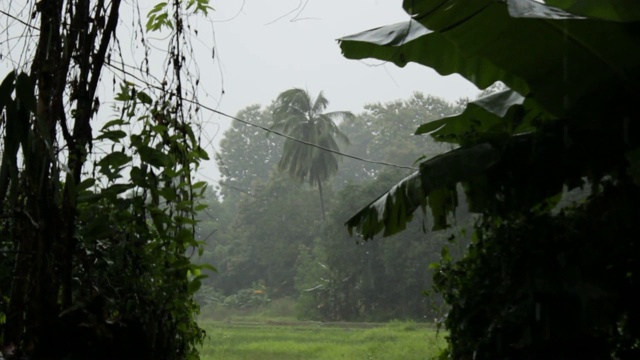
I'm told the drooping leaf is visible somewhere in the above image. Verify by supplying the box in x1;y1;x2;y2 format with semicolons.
77;178;96;192
346;143;501;239
103;183;134;196
98;151;131;169
428;186;458;231
188;279;202;295
130;166;147;187
77;190;103;204
96;130;127;142
160;187;177;202
136;90;153;105
137;144;170;168
101;119;126;130
196;146;210;161
415;89;551;145
192;181;207;189
198;263;218;273
194;203;208;211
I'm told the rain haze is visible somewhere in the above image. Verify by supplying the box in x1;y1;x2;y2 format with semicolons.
194;0;480;181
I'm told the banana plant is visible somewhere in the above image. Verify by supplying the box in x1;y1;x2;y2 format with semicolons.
339;0;640;239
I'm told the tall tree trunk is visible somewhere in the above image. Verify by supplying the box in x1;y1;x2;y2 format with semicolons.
8;0;64;352
3;0;122;355
318;180;326;221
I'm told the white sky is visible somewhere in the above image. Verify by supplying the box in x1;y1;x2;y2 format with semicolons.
205;0;479;115
191;0;480;182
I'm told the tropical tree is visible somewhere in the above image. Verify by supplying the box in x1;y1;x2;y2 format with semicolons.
271;88;353;220
333;92;460;189
339;0;640;358
296;169;459;322
215;104;283;207
203;171;319;298
205;94;460;314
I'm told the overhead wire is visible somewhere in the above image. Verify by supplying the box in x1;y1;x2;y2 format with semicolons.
104;61;418;171
4;4;418;173
0;8;38;31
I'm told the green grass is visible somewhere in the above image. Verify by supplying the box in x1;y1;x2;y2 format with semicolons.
198;320;446;360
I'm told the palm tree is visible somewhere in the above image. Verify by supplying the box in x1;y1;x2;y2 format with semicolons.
271;88;353;220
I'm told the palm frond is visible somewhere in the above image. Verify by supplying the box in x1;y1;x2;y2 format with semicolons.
272;87;351;188
312;91;330;114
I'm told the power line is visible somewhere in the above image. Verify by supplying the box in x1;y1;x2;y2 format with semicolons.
189;100;417;170
104;62;418;171
0;9;39;31
4;2;417;172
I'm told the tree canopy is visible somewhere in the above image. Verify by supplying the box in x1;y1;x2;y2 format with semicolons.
197;94;461;323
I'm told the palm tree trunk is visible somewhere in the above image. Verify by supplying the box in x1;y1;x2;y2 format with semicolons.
318;180;325;221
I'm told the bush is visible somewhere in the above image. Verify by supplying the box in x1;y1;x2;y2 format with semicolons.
223;284;271;310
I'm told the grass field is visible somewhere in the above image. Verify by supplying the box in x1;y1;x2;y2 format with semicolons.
198;320;446;360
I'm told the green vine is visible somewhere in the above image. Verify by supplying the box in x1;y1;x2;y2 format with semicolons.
73;82;212;359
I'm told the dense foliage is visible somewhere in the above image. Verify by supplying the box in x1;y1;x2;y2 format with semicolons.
215;104;282;207
0;1;212;358
433;183;640;359
295;171;455;322
339;0;640;358
197;93;463;322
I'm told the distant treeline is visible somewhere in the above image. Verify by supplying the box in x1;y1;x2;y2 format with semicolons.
195;92;472;322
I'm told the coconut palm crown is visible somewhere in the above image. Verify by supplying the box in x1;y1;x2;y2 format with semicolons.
271;88;353;219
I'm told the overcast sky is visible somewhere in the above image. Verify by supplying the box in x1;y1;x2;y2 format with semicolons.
188;0;480;182
205;0;479;114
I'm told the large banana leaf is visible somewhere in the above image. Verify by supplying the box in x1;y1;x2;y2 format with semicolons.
340;0;640;118
344;88;545;238
339;20;530;97
346;125;623;239
543;0;640;22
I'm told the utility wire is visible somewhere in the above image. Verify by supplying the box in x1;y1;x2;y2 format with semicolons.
5;4;417;171
188;99;417;170
105;62;418;171
0;9;39;30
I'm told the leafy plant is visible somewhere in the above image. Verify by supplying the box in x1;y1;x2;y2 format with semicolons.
340;0;640;238
147;0;213;32
73;82;212;358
